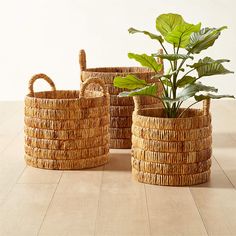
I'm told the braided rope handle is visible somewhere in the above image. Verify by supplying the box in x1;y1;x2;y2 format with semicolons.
133;96;142;112
80;77;108;98
203;98;210;115
133;96;211;115
79;49;87;72
28;73;56;96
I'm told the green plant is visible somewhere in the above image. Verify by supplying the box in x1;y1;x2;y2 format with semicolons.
114;13;234;118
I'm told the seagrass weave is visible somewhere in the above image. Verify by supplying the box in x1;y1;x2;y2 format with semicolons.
24;74;110;170
131;96;212;186
79;49;163;149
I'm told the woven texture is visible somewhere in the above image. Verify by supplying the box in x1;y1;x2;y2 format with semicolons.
79;49;163;149
24;74;110;170
131;97;212;186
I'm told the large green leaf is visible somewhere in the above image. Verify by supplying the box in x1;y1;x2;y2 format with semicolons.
165;22;201;48
156;13;201;48
118;84;158;97
189;58;230;68
188;57;234;77
195;93;235;101
156;13;185;36
128;27;164;43
128;53;162;72
176;76;197;87
176;82;218;101
113;75;147;90
187;26;227;54
152;53;193;61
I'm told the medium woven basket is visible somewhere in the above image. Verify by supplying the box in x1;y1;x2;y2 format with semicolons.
79;49;163;149
131;97;212;186
24;74;110;170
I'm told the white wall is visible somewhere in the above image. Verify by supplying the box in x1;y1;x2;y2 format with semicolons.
0;0;235;100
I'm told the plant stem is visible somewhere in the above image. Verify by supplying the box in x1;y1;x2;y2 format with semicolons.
171;45;178;113
155;77;167;97
175;51;192;78
159;41;174;71
177;101;200;118
177;101;183;110
176;37;181;55
150;95;167;109
160;41;168;55
181;68;196;78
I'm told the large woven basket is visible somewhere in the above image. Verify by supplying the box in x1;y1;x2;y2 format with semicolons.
24;74;110;170
79;49;163;149
131;97;212;186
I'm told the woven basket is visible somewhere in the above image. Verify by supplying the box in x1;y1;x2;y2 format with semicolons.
131;96;212;186
79;49;163;149
24;74;110;170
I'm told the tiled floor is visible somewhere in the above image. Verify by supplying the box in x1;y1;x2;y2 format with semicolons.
0;101;236;236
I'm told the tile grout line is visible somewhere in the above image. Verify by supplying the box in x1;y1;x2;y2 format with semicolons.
144;184;152;236
189;187;209;236
93;165;105;236
213;155;236;190
37;171;64;236
0;165;26;207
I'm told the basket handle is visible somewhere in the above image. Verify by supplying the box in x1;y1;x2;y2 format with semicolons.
80;77;108;98
133;96;143;112
134;96;211;115
28;74;56;96
203;98;211;115
79;49;87;72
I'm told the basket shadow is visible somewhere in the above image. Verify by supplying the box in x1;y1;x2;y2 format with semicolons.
190;172;235;189
104;151;132;172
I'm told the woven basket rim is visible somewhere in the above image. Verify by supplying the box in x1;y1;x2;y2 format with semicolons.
135;107;210;120
82;66;153;75
25;90;107;101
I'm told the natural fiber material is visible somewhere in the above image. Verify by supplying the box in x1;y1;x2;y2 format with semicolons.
110;128;131;139
132;169;211;186
132;157;211;175
131;147;212;164
131;97;212;186
25;144;109;160
79;49;163;149
25;154;108;170
25;116;109;130
110;139;132;149
24;74;110;170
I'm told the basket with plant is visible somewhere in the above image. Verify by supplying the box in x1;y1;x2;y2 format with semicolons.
114;13;234;185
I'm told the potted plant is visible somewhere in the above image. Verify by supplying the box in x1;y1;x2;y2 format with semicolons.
114;13;234;186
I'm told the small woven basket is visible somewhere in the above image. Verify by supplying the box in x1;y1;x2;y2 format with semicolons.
24;74;110;170
79;49;163;149
131;97;212;186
